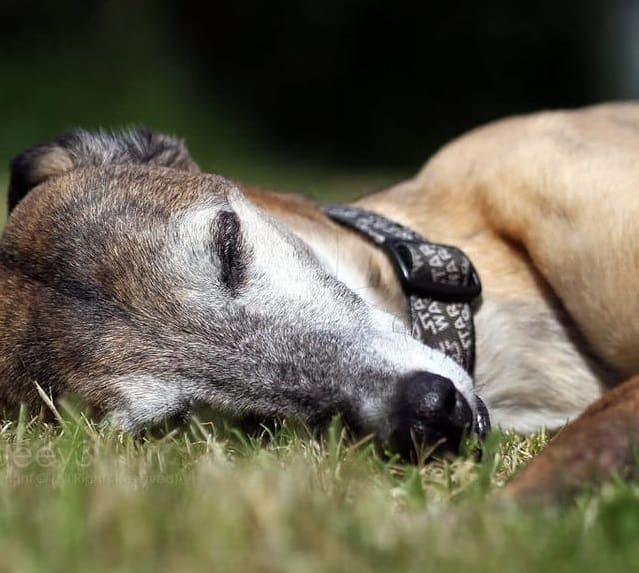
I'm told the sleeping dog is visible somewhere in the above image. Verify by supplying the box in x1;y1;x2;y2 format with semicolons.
2;102;638;461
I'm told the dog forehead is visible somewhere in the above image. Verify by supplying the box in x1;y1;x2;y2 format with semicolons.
65;164;237;211
1;165;241;281
9;164;233;227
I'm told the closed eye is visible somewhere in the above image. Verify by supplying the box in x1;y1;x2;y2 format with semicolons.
214;210;246;293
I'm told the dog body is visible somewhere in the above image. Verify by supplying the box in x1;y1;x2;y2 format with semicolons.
1;103;638;454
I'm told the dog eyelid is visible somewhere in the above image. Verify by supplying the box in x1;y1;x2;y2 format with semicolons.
214;210;245;292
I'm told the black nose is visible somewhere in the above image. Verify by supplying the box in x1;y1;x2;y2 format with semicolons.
388;372;473;461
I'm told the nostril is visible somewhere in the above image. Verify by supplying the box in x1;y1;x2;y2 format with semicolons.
445;391;457;415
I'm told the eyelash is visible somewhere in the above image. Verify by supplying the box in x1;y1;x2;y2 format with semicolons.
215;211;244;292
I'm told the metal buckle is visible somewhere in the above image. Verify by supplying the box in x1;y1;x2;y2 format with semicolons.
384;239;482;301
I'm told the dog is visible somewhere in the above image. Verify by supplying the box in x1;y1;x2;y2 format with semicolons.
2;102;638;462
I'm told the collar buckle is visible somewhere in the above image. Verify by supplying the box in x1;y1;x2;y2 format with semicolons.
384;239;482;301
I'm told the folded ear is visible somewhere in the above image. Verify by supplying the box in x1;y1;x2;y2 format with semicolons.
8;127;200;212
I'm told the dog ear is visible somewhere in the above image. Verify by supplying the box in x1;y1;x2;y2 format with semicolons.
8;127;200;213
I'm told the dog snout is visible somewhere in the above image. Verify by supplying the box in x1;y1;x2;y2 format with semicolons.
388;372;473;461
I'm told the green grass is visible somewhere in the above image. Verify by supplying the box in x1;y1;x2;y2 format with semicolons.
0;406;637;573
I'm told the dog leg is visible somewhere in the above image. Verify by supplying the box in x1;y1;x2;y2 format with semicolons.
500;373;639;503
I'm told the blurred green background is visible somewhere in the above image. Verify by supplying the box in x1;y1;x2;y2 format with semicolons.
1;0;638;227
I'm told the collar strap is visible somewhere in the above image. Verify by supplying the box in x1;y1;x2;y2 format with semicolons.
324;205;490;438
324;204;482;371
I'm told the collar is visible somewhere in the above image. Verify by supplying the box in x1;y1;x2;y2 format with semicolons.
324;204;490;439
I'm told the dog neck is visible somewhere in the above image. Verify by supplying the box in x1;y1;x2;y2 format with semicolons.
243;186;410;324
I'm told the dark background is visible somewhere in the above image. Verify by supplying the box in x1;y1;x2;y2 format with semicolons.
1;0;638;212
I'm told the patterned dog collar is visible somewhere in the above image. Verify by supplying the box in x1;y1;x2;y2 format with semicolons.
324;204;490;439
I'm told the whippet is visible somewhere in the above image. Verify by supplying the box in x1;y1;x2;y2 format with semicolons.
2;102;638;460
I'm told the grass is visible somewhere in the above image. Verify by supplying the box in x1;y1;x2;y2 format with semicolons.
0;406;637;573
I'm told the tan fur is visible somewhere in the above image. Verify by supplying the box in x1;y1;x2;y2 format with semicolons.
368;104;639;375
30;147;75;185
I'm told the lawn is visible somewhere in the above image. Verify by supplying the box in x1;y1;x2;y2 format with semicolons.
0;408;638;573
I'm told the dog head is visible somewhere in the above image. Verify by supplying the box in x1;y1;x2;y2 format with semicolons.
1;128;478;458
